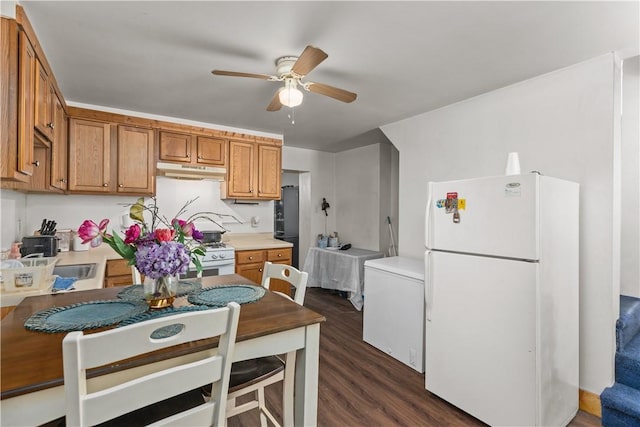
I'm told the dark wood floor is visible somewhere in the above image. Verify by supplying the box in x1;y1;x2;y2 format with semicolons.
229;288;602;427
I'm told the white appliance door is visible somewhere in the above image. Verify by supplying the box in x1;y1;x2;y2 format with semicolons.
426;174;539;261
425;250;537;426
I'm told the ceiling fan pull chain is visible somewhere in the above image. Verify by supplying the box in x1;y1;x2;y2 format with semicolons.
288;107;296;125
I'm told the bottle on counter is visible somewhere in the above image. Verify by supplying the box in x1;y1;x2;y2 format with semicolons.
8;242;21;259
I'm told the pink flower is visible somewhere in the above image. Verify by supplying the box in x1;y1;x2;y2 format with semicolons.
77;219;109;248
173;218;194;237
124;224;141;244
154;228;175;242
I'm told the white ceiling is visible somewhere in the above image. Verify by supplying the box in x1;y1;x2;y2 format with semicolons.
19;1;639;152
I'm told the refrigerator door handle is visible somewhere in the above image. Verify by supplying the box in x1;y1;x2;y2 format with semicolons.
425;182;433;249
425;250;433;321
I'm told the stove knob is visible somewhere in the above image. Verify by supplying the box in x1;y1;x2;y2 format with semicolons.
219;253;226;259
211;254;218;260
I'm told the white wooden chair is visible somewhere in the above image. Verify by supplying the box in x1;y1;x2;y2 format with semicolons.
225;261;308;427
63;303;241;427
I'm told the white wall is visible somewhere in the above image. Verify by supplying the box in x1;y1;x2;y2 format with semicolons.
0;190;26;250
621;55;640;297
281;146;336;266
382;54;621;394
335;144;381;250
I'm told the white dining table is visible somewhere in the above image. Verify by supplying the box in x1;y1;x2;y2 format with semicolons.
302;247;385;310
1;275;325;427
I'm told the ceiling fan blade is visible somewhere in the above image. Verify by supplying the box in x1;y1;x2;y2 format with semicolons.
307;82;357;103
211;70;273;80
267;91;283;111
291;46;328;76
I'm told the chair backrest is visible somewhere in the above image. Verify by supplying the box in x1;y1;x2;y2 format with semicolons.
260;261;308;306
63;303;241;427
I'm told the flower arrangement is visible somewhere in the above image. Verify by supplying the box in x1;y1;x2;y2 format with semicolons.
78;197;222;279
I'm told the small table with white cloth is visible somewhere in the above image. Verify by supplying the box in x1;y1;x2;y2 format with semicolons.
302;247;385;310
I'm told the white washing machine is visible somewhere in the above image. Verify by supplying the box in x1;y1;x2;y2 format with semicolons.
363;256;425;372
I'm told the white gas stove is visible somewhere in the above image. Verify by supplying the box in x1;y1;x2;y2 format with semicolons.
186;242;235;278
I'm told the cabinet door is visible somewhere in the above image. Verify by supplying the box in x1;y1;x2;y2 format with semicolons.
68;118;111;192
17;30;35;177
117;125;154;194
50;94;67;191
236;263;264;284
34;60;53;141
227;140;255;198
267;248;293;297
159;131;192;163
196;136;226;166
257;144;281;199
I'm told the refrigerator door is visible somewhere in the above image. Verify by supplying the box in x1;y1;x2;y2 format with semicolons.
425;250;537;426
426;174;539;261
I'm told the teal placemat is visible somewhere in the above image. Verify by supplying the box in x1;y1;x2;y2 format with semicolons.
188;285;266;308
116;280;202;301
24;300;149;333
118;306;211;339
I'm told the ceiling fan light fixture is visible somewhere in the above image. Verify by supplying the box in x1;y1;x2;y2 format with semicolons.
279;79;303;108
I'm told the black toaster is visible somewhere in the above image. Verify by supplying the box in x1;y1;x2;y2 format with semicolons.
20;236;59;257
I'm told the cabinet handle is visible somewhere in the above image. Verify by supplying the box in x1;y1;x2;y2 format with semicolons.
278;253;282;257
198;155;202;159
186;153;190;158
259;268;263;272
119;184;123;188
46;122;54;129
248;256;253;260
59;178;67;183
32;160;40;167
103;183;108;187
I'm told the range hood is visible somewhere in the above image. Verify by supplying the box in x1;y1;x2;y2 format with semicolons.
156;162;227;181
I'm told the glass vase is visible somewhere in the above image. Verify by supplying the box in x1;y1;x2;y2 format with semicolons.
143;274;178;309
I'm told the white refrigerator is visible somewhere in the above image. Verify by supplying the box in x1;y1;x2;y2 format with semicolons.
424;173;579;427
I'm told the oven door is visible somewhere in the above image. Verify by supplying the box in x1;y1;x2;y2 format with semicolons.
185;261;235;278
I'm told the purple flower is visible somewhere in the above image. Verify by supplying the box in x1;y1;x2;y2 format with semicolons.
135;241;191;279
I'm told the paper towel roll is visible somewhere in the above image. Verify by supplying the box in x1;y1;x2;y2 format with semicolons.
505;152;521;175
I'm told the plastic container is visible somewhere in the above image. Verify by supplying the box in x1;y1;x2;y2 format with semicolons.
1;257;58;292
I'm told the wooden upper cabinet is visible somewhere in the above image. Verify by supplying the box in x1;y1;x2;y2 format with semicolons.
34;59;54;142
257;144;281;199
196;136;226;166
159;131;191;163
68;118;111;192
17;30;36;178
50;94;68;191
117;125;154;194
159;131;227;167
227;140;255;198
225;140;281;200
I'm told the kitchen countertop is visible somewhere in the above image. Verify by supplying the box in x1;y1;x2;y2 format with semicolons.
224;232;293;251
1;233;291;307
1;245;120;307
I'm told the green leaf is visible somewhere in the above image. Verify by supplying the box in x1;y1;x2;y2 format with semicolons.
129;197;145;223
192;257;203;274
106;232;135;261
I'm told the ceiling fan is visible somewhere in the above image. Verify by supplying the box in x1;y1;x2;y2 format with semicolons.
212;45;357;111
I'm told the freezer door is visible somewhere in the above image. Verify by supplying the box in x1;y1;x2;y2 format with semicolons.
425;251;537;426
426;174;539;260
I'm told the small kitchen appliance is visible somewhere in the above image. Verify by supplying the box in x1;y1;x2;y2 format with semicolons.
20;236;59;257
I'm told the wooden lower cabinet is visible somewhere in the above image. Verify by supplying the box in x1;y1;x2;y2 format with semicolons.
104;258;134;288
235;247;293;297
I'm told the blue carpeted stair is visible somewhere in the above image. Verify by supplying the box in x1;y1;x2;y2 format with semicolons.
601;295;640;426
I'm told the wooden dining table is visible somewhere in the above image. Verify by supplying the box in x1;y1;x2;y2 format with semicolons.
0;274;325;426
